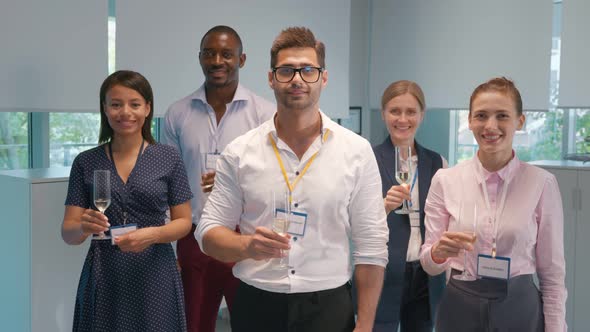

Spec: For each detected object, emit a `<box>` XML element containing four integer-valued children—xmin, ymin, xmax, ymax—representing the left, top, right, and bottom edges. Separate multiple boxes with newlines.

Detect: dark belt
<box><xmin>449</xmin><ymin>269</ymin><xmax>534</xmax><ymax>300</ymax></box>
<box><xmin>239</xmin><ymin>281</ymin><xmax>350</xmax><ymax>302</ymax></box>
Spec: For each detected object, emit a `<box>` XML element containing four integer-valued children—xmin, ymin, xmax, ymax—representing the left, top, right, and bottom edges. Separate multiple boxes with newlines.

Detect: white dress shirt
<box><xmin>406</xmin><ymin>155</ymin><xmax>421</xmax><ymax>262</ymax></box>
<box><xmin>196</xmin><ymin>111</ymin><xmax>389</xmax><ymax>293</ymax></box>
<box><xmin>162</xmin><ymin>83</ymin><xmax>275</xmax><ymax>225</ymax></box>
<box><xmin>406</xmin><ymin>155</ymin><xmax>448</xmax><ymax>262</ymax></box>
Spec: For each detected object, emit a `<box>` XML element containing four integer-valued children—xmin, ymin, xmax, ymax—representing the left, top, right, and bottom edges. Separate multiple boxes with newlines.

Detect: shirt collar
<box><xmin>473</xmin><ymin>150</ymin><xmax>520</xmax><ymax>184</ymax></box>
<box><xmin>265</xmin><ymin>110</ymin><xmax>335</xmax><ymax>143</ymax></box>
<box><xmin>191</xmin><ymin>83</ymin><xmax>249</xmax><ymax>105</ymax></box>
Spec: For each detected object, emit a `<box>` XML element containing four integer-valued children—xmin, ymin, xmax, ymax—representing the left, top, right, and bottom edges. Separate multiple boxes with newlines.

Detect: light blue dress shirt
<box><xmin>162</xmin><ymin>83</ymin><xmax>275</xmax><ymax>224</ymax></box>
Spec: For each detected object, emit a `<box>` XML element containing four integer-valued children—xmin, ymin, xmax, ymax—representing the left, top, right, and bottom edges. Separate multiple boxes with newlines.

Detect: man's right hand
<box><xmin>241</xmin><ymin>226</ymin><xmax>291</xmax><ymax>261</ymax></box>
<box><xmin>201</xmin><ymin>171</ymin><xmax>216</xmax><ymax>193</ymax></box>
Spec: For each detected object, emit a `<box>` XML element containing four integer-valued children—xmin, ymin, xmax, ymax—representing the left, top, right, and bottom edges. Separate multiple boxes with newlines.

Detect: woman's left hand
<box><xmin>114</xmin><ymin>227</ymin><xmax>159</xmax><ymax>253</ymax></box>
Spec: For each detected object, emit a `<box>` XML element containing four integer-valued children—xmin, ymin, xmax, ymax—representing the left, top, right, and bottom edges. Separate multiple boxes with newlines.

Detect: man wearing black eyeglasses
<box><xmin>162</xmin><ymin>25</ymin><xmax>275</xmax><ymax>332</ymax></box>
<box><xmin>196</xmin><ymin>26</ymin><xmax>388</xmax><ymax>332</ymax></box>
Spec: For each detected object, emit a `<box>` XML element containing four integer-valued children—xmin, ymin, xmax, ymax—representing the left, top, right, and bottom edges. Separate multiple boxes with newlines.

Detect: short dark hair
<box><xmin>200</xmin><ymin>25</ymin><xmax>243</xmax><ymax>54</ymax></box>
<box><xmin>270</xmin><ymin>27</ymin><xmax>325</xmax><ymax>69</ymax></box>
<box><xmin>469</xmin><ymin>77</ymin><xmax>523</xmax><ymax>116</ymax></box>
<box><xmin>98</xmin><ymin>70</ymin><xmax>155</xmax><ymax>144</ymax></box>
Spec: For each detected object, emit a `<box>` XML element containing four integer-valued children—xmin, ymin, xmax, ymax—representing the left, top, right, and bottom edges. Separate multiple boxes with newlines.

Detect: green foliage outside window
<box><xmin>575</xmin><ymin>110</ymin><xmax>590</xmax><ymax>154</ymax></box>
<box><xmin>0</xmin><ymin>112</ymin><xmax>28</xmax><ymax>170</ymax></box>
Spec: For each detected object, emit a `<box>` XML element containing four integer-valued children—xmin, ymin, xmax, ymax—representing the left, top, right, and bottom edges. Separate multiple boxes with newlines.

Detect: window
<box><xmin>49</xmin><ymin>113</ymin><xmax>100</xmax><ymax>167</ymax></box>
<box><xmin>0</xmin><ymin>112</ymin><xmax>29</xmax><ymax>170</ymax></box>
<box><xmin>49</xmin><ymin>114</ymin><xmax>161</xmax><ymax>167</ymax></box>
<box><xmin>451</xmin><ymin>0</ymin><xmax>574</xmax><ymax>165</ymax></box>
<box><xmin>574</xmin><ymin>109</ymin><xmax>590</xmax><ymax>153</ymax></box>
<box><xmin>454</xmin><ymin>110</ymin><xmax>564</xmax><ymax>164</ymax></box>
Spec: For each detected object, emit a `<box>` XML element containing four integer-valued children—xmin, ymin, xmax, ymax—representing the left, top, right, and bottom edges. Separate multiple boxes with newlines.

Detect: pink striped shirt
<box><xmin>420</xmin><ymin>153</ymin><xmax>567</xmax><ymax>331</ymax></box>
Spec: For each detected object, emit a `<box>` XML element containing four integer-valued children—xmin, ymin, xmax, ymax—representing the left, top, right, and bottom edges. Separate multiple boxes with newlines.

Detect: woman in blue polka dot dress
<box><xmin>61</xmin><ymin>70</ymin><xmax>193</xmax><ymax>331</ymax></box>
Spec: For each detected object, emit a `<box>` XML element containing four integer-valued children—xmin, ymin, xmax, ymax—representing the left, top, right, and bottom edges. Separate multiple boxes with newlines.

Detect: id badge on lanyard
<box><xmin>110</xmin><ymin>223</ymin><xmax>138</xmax><ymax>245</ymax></box>
<box><xmin>268</xmin><ymin>130</ymin><xmax>330</xmax><ymax>238</ymax></box>
<box><xmin>477</xmin><ymin>254</ymin><xmax>510</xmax><ymax>280</ymax></box>
<box><xmin>478</xmin><ymin>171</ymin><xmax>511</xmax><ymax>280</ymax></box>
<box><xmin>205</xmin><ymin>152</ymin><xmax>220</xmax><ymax>171</ymax></box>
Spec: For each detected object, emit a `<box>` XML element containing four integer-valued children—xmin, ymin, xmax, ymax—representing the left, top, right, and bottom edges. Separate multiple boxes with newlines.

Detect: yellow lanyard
<box><xmin>268</xmin><ymin>130</ymin><xmax>330</xmax><ymax>202</ymax></box>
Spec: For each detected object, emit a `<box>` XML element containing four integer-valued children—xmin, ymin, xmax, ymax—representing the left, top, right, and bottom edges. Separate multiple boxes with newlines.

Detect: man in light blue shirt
<box><xmin>162</xmin><ymin>25</ymin><xmax>275</xmax><ymax>332</ymax></box>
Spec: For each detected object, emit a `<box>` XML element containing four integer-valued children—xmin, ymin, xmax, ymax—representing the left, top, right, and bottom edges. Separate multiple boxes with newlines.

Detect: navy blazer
<box><xmin>373</xmin><ymin>138</ymin><xmax>446</xmax><ymax>324</ymax></box>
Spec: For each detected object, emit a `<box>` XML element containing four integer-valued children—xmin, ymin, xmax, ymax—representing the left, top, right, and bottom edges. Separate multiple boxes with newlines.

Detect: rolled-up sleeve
<box><xmin>535</xmin><ymin>174</ymin><xmax>567</xmax><ymax>332</ymax></box>
<box><xmin>195</xmin><ymin>147</ymin><xmax>243</xmax><ymax>252</ymax></box>
<box><xmin>350</xmin><ymin>143</ymin><xmax>389</xmax><ymax>267</ymax></box>
<box><xmin>420</xmin><ymin>171</ymin><xmax>451</xmax><ymax>276</ymax></box>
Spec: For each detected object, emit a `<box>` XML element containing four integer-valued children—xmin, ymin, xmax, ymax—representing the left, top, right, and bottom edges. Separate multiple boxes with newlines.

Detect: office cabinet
<box><xmin>531</xmin><ymin>161</ymin><xmax>590</xmax><ymax>331</ymax></box>
<box><xmin>0</xmin><ymin>168</ymin><xmax>88</xmax><ymax>332</ymax></box>
<box><xmin>574</xmin><ymin>169</ymin><xmax>590</xmax><ymax>331</ymax></box>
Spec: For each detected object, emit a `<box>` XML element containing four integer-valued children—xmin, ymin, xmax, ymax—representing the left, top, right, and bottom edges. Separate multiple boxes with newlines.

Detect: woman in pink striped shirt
<box><xmin>420</xmin><ymin>77</ymin><xmax>567</xmax><ymax>332</ymax></box>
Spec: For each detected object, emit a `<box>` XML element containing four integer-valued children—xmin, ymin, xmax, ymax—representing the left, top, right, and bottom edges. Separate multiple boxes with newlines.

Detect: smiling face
<box><xmin>469</xmin><ymin>91</ymin><xmax>525</xmax><ymax>163</ymax></box>
<box><xmin>382</xmin><ymin>93</ymin><xmax>424</xmax><ymax>146</ymax></box>
<box><xmin>199</xmin><ymin>32</ymin><xmax>245</xmax><ymax>89</ymax></box>
<box><xmin>268</xmin><ymin>47</ymin><xmax>327</xmax><ymax>112</ymax></box>
<box><xmin>103</xmin><ymin>85</ymin><xmax>151</xmax><ymax>139</ymax></box>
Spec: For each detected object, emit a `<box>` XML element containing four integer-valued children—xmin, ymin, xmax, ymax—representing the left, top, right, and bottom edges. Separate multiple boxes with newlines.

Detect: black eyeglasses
<box><xmin>272</xmin><ymin>66</ymin><xmax>323</xmax><ymax>83</ymax></box>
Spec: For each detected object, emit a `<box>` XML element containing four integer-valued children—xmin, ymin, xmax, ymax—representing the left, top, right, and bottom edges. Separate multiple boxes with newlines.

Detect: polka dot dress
<box><xmin>65</xmin><ymin>143</ymin><xmax>193</xmax><ymax>331</ymax></box>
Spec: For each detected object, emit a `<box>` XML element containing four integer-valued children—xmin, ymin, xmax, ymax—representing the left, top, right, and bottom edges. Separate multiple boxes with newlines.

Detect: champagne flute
<box><xmin>453</xmin><ymin>203</ymin><xmax>478</xmax><ymax>281</ymax></box>
<box><xmin>201</xmin><ymin>153</ymin><xmax>215</xmax><ymax>192</ymax></box>
<box><xmin>93</xmin><ymin>170</ymin><xmax>111</xmax><ymax>240</ymax></box>
<box><xmin>394</xmin><ymin>146</ymin><xmax>413</xmax><ymax>215</ymax></box>
<box><xmin>271</xmin><ymin>190</ymin><xmax>291</xmax><ymax>270</ymax></box>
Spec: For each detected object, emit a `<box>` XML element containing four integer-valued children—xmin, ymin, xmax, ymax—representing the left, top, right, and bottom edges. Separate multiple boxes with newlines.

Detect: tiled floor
<box><xmin>215</xmin><ymin>316</ymin><xmax>231</xmax><ymax>332</ymax></box>
<box><xmin>215</xmin><ymin>307</ymin><xmax>231</xmax><ymax>332</ymax></box>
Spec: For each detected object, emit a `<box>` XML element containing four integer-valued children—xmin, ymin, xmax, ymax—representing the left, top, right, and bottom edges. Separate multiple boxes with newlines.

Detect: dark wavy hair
<box><xmin>98</xmin><ymin>70</ymin><xmax>155</xmax><ymax>144</ymax></box>
<box><xmin>270</xmin><ymin>26</ymin><xmax>325</xmax><ymax>69</ymax></box>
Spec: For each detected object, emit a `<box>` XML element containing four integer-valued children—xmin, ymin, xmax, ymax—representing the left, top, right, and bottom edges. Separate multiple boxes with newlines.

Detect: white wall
<box><xmin>0</xmin><ymin>0</ymin><xmax>107</xmax><ymax>113</ymax></box>
<box><xmin>349</xmin><ymin>0</ymin><xmax>373</xmax><ymax>139</ymax></box>
<box><xmin>369</xmin><ymin>0</ymin><xmax>553</xmax><ymax>111</ymax></box>
<box><xmin>116</xmin><ymin>0</ymin><xmax>351</xmax><ymax>118</ymax></box>
<box><xmin>559</xmin><ymin>0</ymin><xmax>590</xmax><ymax>107</ymax></box>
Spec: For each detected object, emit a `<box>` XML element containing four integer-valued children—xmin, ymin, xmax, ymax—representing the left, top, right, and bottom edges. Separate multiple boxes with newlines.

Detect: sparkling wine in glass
<box><xmin>453</xmin><ymin>203</ymin><xmax>478</xmax><ymax>281</ymax></box>
<box><xmin>271</xmin><ymin>190</ymin><xmax>291</xmax><ymax>270</ymax></box>
<box><xmin>394</xmin><ymin>146</ymin><xmax>413</xmax><ymax>215</ymax></box>
<box><xmin>201</xmin><ymin>153</ymin><xmax>216</xmax><ymax>192</ymax></box>
<box><xmin>93</xmin><ymin>170</ymin><xmax>111</xmax><ymax>240</ymax></box>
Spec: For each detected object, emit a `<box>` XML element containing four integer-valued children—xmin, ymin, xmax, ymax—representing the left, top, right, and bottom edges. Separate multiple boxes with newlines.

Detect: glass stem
<box><xmin>463</xmin><ymin>249</ymin><xmax>468</xmax><ymax>275</ymax></box>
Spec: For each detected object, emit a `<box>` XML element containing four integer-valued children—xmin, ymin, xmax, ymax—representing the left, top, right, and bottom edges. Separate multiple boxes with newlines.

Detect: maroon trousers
<box><xmin>177</xmin><ymin>225</ymin><xmax>239</xmax><ymax>332</ymax></box>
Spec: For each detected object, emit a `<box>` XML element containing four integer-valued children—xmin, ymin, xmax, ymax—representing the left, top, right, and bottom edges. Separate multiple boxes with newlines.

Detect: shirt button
<box><xmin>293</xmin><ymin>237</ymin><xmax>298</xmax><ymax>241</ymax></box>
<box><xmin>294</xmin><ymin>203</ymin><xmax>299</xmax><ymax>208</ymax></box>
<box><xmin>291</xmin><ymin>270</ymin><xmax>296</xmax><ymax>275</ymax></box>
<box><xmin>295</xmin><ymin>171</ymin><xmax>300</xmax><ymax>176</ymax></box>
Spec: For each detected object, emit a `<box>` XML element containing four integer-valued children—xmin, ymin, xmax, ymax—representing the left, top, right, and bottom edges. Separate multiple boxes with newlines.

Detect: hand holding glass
<box><xmin>394</xmin><ymin>146</ymin><xmax>413</xmax><ymax>214</ymax></box>
<box><xmin>201</xmin><ymin>153</ymin><xmax>217</xmax><ymax>193</ymax></box>
<box><xmin>271</xmin><ymin>190</ymin><xmax>292</xmax><ymax>269</ymax></box>
<box><xmin>93</xmin><ymin>170</ymin><xmax>111</xmax><ymax>240</ymax></box>
<box><xmin>453</xmin><ymin>203</ymin><xmax>478</xmax><ymax>281</ymax></box>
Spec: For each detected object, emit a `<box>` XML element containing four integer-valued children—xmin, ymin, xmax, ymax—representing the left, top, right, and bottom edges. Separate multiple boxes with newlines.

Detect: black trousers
<box><xmin>231</xmin><ymin>281</ymin><xmax>355</xmax><ymax>332</ymax></box>
<box><xmin>436</xmin><ymin>270</ymin><xmax>544</xmax><ymax>332</ymax></box>
<box><xmin>374</xmin><ymin>261</ymin><xmax>432</xmax><ymax>332</ymax></box>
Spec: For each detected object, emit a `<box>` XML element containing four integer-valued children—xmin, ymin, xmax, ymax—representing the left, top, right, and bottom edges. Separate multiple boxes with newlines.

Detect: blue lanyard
<box><xmin>108</xmin><ymin>139</ymin><xmax>145</xmax><ymax>225</ymax></box>
<box><xmin>408</xmin><ymin>168</ymin><xmax>418</xmax><ymax>208</ymax></box>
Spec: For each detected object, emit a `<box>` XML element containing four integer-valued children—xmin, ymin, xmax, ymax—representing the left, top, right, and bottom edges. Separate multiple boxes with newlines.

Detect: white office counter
<box><xmin>530</xmin><ymin>160</ymin><xmax>590</xmax><ymax>331</ymax></box>
<box><xmin>0</xmin><ymin>167</ymin><xmax>89</xmax><ymax>332</ymax></box>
